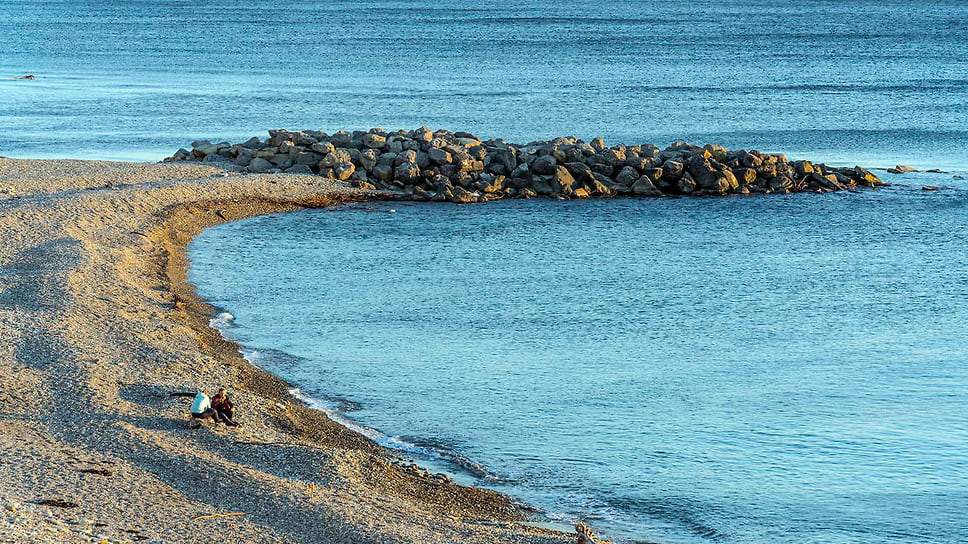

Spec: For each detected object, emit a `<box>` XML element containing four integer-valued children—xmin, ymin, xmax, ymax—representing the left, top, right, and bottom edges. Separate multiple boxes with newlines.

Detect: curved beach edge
<box><xmin>0</xmin><ymin>158</ymin><xmax>581</xmax><ymax>544</ymax></box>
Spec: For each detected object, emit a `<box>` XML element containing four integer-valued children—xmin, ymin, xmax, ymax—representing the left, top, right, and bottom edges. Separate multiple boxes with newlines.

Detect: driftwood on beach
<box><xmin>167</xmin><ymin>127</ymin><xmax>885</xmax><ymax>203</ymax></box>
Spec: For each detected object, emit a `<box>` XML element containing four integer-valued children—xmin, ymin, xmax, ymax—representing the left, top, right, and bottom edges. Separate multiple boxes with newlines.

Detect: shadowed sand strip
<box><xmin>0</xmin><ymin>158</ymin><xmax>576</xmax><ymax>544</ymax></box>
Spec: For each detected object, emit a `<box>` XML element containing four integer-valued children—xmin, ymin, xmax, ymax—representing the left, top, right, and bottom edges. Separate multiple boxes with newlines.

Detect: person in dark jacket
<box><xmin>211</xmin><ymin>388</ymin><xmax>239</xmax><ymax>426</ymax></box>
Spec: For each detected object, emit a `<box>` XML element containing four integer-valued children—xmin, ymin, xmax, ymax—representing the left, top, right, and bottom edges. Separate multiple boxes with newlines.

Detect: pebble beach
<box><xmin>0</xmin><ymin>157</ymin><xmax>577</xmax><ymax>544</ymax></box>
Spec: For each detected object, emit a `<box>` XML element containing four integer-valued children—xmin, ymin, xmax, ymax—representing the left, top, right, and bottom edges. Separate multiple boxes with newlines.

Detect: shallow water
<box><xmin>189</xmin><ymin>173</ymin><xmax>968</xmax><ymax>544</ymax></box>
<box><xmin>2</xmin><ymin>0</ymin><xmax>968</xmax><ymax>168</ymax></box>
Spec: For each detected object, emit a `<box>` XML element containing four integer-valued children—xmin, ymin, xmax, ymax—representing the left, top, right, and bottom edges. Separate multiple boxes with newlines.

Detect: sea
<box><xmin>5</xmin><ymin>0</ymin><xmax>968</xmax><ymax>542</ymax></box>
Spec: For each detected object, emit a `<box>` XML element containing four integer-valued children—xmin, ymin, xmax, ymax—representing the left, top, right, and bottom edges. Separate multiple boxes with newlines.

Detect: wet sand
<box><xmin>0</xmin><ymin>158</ymin><xmax>577</xmax><ymax>544</ymax></box>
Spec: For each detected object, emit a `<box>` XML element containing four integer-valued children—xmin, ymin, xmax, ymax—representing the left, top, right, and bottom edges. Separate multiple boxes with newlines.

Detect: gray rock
<box><xmin>631</xmin><ymin>175</ymin><xmax>662</xmax><ymax>196</ymax></box>
<box><xmin>373</xmin><ymin>163</ymin><xmax>393</xmax><ymax>182</ymax></box>
<box><xmin>394</xmin><ymin>162</ymin><xmax>420</xmax><ymax>184</ymax></box>
<box><xmin>233</xmin><ymin>149</ymin><xmax>253</xmax><ymax>166</ymax></box>
<box><xmin>429</xmin><ymin>148</ymin><xmax>452</xmax><ymax>165</ymax></box>
<box><xmin>312</xmin><ymin>142</ymin><xmax>335</xmax><ymax>155</ymax></box>
<box><xmin>247</xmin><ymin>158</ymin><xmax>272</xmax><ymax>173</ymax></box>
<box><xmin>321</xmin><ymin>150</ymin><xmax>352</xmax><ymax>168</ymax></box>
<box><xmin>331</xmin><ymin>131</ymin><xmax>352</xmax><ymax>147</ymax></box>
<box><xmin>296</xmin><ymin>151</ymin><xmax>322</xmax><ymax>165</ymax></box>
<box><xmin>287</xmin><ymin>164</ymin><xmax>314</xmax><ymax>174</ymax></box>
<box><xmin>600</xmin><ymin>148</ymin><xmax>627</xmax><ymax>167</ymax></box>
<box><xmin>359</xmin><ymin>149</ymin><xmax>378</xmax><ymax>171</ymax></box>
<box><xmin>794</xmin><ymin>160</ymin><xmax>816</xmax><ymax>177</ymax></box>
<box><xmin>554</xmin><ymin>166</ymin><xmax>577</xmax><ymax>192</ymax></box>
<box><xmin>531</xmin><ymin>155</ymin><xmax>558</xmax><ymax>175</ymax></box>
<box><xmin>363</xmin><ymin>133</ymin><xmax>387</xmax><ymax>149</ymax></box>
<box><xmin>677</xmin><ymin>172</ymin><xmax>697</xmax><ymax>194</ymax></box>
<box><xmin>450</xmin><ymin>186</ymin><xmax>479</xmax><ymax>203</ymax></box>
<box><xmin>334</xmin><ymin>163</ymin><xmax>355</xmax><ymax>180</ymax></box>
<box><xmin>563</xmin><ymin>162</ymin><xmax>594</xmax><ymax>183</ymax></box>
<box><xmin>642</xmin><ymin>167</ymin><xmax>663</xmax><ymax>182</ymax></box>
<box><xmin>413</xmin><ymin>126</ymin><xmax>434</xmax><ymax>142</ymax></box>
<box><xmin>769</xmin><ymin>175</ymin><xmax>793</xmax><ymax>192</ymax></box>
<box><xmin>615</xmin><ymin>165</ymin><xmax>639</xmax><ymax>186</ymax></box>
<box><xmin>456</xmin><ymin>158</ymin><xmax>484</xmax><ymax>173</ymax></box>
<box><xmin>270</xmin><ymin>154</ymin><xmax>293</xmax><ymax>168</ymax></box>
<box><xmin>703</xmin><ymin>144</ymin><xmax>728</xmax><ymax>162</ymax></box>
<box><xmin>394</xmin><ymin>149</ymin><xmax>418</xmax><ymax>166</ymax></box>
<box><xmin>510</xmin><ymin>163</ymin><xmax>530</xmax><ymax>180</ymax></box>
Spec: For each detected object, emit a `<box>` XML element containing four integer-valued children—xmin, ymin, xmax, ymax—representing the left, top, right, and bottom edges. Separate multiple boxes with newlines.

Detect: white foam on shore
<box><xmin>209</xmin><ymin>311</ymin><xmax>235</xmax><ymax>330</ymax></box>
<box><xmin>287</xmin><ymin>386</ymin><xmax>431</xmax><ymax>456</ymax></box>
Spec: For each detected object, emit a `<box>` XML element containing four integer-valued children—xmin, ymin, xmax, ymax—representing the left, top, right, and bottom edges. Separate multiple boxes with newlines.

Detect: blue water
<box><xmin>2</xmin><ymin>0</ymin><xmax>968</xmax><ymax>168</ymax></box>
<box><xmin>189</xmin><ymin>173</ymin><xmax>968</xmax><ymax>544</ymax></box>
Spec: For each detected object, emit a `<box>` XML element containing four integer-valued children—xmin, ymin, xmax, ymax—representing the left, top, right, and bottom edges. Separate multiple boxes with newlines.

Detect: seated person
<box><xmin>211</xmin><ymin>388</ymin><xmax>239</xmax><ymax>426</ymax></box>
<box><xmin>190</xmin><ymin>390</ymin><xmax>219</xmax><ymax>424</ymax></box>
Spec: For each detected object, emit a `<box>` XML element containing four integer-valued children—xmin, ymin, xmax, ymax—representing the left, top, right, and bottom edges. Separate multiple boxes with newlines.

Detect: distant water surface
<box><xmin>2</xmin><ymin>0</ymin><xmax>967</xmax><ymax>168</ymax></box>
<box><xmin>190</xmin><ymin>173</ymin><xmax>968</xmax><ymax>544</ymax></box>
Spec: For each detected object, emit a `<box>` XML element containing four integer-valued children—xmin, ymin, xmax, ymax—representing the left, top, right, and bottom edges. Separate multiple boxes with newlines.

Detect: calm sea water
<box><xmin>189</xmin><ymin>174</ymin><xmax>968</xmax><ymax>544</ymax></box>
<box><xmin>1</xmin><ymin>0</ymin><xmax>967</xmax><ymax>168</ymax></box>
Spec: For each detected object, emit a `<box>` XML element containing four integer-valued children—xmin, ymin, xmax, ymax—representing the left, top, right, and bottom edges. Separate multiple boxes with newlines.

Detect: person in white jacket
<box><xmin>190</xmin><ymin>391</ymin><xmax>219</xmax><ymax>424</ymax></box>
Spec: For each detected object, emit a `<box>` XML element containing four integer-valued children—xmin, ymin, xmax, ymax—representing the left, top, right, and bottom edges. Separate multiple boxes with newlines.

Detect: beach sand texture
<box><xmin>0</xmin><ymin>158</ymin><xmax>574</xmax><ymax>544</ymax></box>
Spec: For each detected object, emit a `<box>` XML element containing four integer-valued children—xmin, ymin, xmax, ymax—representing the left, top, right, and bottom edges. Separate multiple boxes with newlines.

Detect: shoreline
<box><xmin>0</xmin><ymin>157</ymin><xmax>579</xmax><ymax>544</ymax></box>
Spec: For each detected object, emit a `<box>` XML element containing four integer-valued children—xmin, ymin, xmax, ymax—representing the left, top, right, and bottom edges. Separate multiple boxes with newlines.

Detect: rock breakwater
<box><xmin>167</xmin><ymin>128</ymin><xmax>885</xmax><ymax>203</ymax></box>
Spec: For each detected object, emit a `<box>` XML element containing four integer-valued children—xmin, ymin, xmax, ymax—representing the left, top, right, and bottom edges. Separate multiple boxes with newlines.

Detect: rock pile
<box><xmin>167</xmin><ymin>128</ymin><xmax>884</xmax><ymax>202</ymax></box>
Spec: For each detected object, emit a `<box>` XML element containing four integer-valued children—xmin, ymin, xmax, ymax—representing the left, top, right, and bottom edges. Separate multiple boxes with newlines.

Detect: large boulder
<box><xmin>532</xmin><ymin>155</ymin><xmax>558</xmax><ymax>175</ymax></box>
<box><xmin>394</xmin><ymin>162</ymin><xmax>420</xmax><ymax>184</ymax></box>
<box><xmin>359</xmin><ymin>149</ymin><xmax>378</xmax><ymax>171</ymax></box>
<box><xmin>642</xmin><ymin>167</ymin><xmax>663</xmax><ymax>182</ymax></box>
<box><xmin>769</xmin><ymin>175</ymin><xmax>793</xmax><ymax>192</ymax></box>
<box><xmin>735</xmin><ymin>150</ymin><xmax>763</xmax><ymax>168</ymax></box>
<box><xmin>563</xmin><ymin>162</ymin><xmax>594</xmax><ymax>183</ymax></box>
<box><xmin>554</xmin><ymin>166</ymin><xmax>577</xmax><ymax>192</ymax></box>
<box><xmin>600</xmin><ymin>148</ymin><xmax>626</xmax><ymax>167</ymax></box>
<box><xmin>530</xmin><ymin>175</ymin><xmax>556</xmax><ymax>195</ymax></box>
<box><xmin>631</xmin><ymin>175</ymin><xmax>662</xmax><ymax>196</ymax></box>
<box><xmin>852</xmin><ymin>166</ymin><xmax>884</xmax><ymax>186</ymax></box>
<box><xmin>661</xmin><ymin>160</ymin><xmax>684</xmax><ymax>181</ymax></box>
<box><xmin>429</xmin><ymin>147</ymin><xmax>452</xmax><ymax>165</ymax></box>
<box><xmin>450</xmin><ymin>187</ymin><xmax>479</xmax><ymax>204</ymax></box>
<box><xmin>794</xmin><ymin>160</ymin><xmax>816</xmax><ymax>177</ymax></box>
<box><xmin>247</xmin><ymin>157</ymin><xmax>272</xmax><ymax>173</ymax></box>
<box><xmin>311</xmin><ymin>142</ymin><xmax>335</xmax><ymax>155</ymax></box>
<box><xmin>703</xmin><ymin>144</ymin><xmax>728</xmax><ymax>162</ymax></box>
<box><xmin>373</xmin><ymin>163</ymin><xmax>393</xmax><ymax>182</ymax></box>
<box><xmin>733</xmin><ymin>167</ymin><xmax>757</xmax><ymax>186</ymax></box>
<box><xmin>614</xmin><ymin>166</ymin><xmax>640</xmax><ymax>186</ymax></box>
<box><xmin>363</xmin><ymin>133</ymin><xmax>387</xmax><ymax>149</ymax></box>
<box><xmin>394</xmin><ymin>149</ymin><xmax>418</xmax><ymax>166</ymax></box>
<box><xmin>321</xmin><ymin>150</ymin><xmax>352</xmax><ymax>168</ymax></box>
<box><xmin>510</xmin><ymin>163</ymin><xmax>530</xmax><ymax>180</ymax></box>
<box><xmin>487</xmin><ymin>147</ymin><xmax>516</xmax><ymax>175</ymax></box>
<box><xmin>331</xmin><ymin>131</ymin><xmax>353</xmax><ymax>147</ymax></box>
<box><xmin>687</xmin><ymin>156</ymin><xmax>737</xmax><ymax>193</ymax></box>
<box><xmin>456</xmin><ymin>158</ymin><xmax>485</xmax><ymax>173</ymax></box>
<box><xmin>677</xmin><ymin>172</ymin><xmax>697</xmax><ymax>194</ymax></box>
<box><xmin>333</xmin><ymin>163</ymin><xmax>355</xmax><ymax>181</ymax></box>
<box><xmin>296</xmin><ymin>151</ymin><xmax>322</xmax><ymax>166</ymax></box>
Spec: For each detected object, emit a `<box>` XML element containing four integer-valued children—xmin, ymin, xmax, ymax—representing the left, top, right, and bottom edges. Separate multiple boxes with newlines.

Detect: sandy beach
<box><xmin>0</xmin><ymin>158</ymin><xmax>577</xmax><ymax>544</ymax></box>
